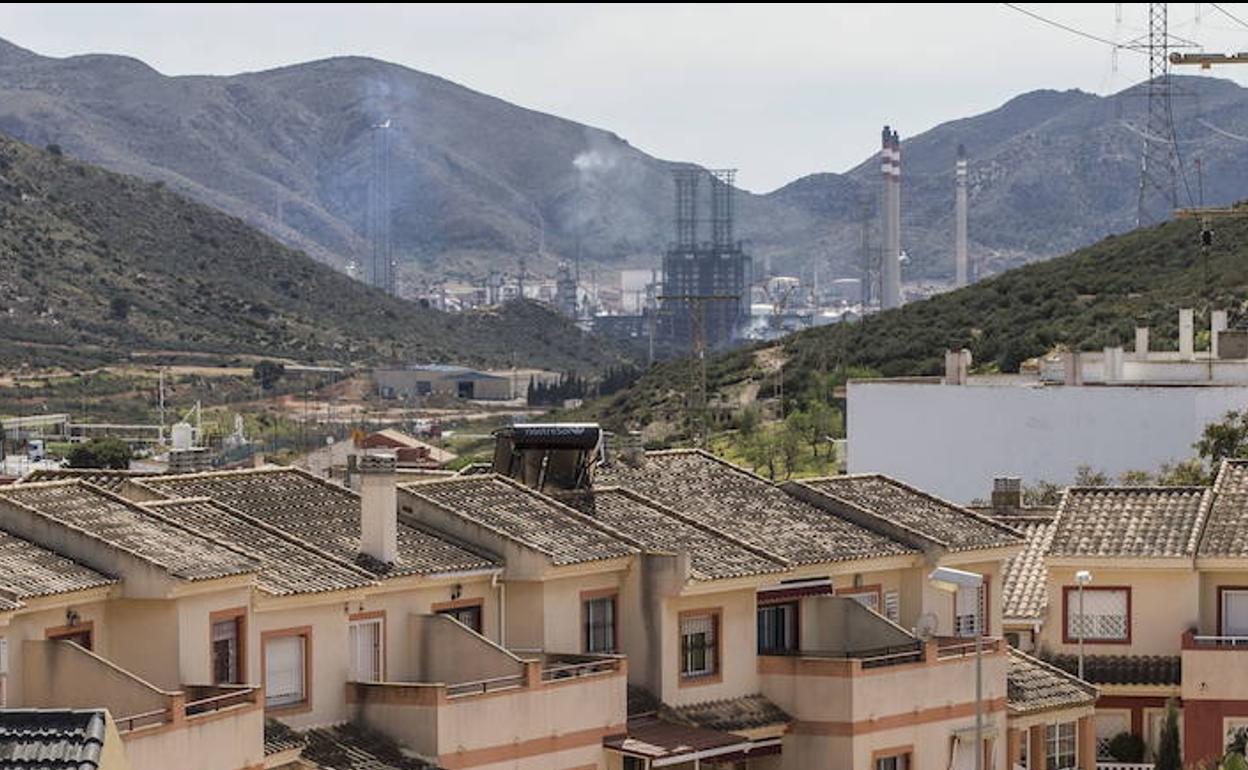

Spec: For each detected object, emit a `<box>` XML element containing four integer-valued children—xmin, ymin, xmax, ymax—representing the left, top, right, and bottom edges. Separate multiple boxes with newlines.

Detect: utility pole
<box><xmin>658</xmin><ymin>293</ymin><xmax>739</xmax><ymax>448</ymax></box>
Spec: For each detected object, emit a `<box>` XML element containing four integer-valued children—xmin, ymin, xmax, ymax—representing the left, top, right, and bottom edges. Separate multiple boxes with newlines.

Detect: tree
<box><xmin>1073</xmin><ymin>465</ymin><xmax>1110</xmax><ymax>487</ymax></box>
<box><xmin>737</xmin><ymin>406</ymin><xmax>760</xmax><ymax>439</ymax></box>
<box><xmin>108</xmin><ymin>295</ymin><xmax>130</xmax><ymax>321</ymax></box>
<box><xmin>66</xmin><ymin>438</ymin><xmax>132</xmax><ymax>469</ymax></box>
<box><xmin>1196</xmin><ymin>410</ymin><xmax>1248</xmax><ymax>467</ymax></box>
<box><xmin>779</xmin><ymin>421</ymin><xmax>803</xmax><ymax>479</ymax></box>
<box><xmin>45</xmin><ymin>143</ymin><xmax>63</xmax><ymax>157</ymax></box>
<box><xmin>1155</xmin><ymin>698</ymin><xmax>1182</xmax><ymax>770</ymax></box>
<box><xmin>252</xmin><ymin>360</ymin><xmax>286</xmax><ymax>391</ymax></box>
<box><xmin>1107</xmin><ymin>732</ymin><xmax>1146</xmax><ymax>763</ymax></box>
<box><xmin>742</xmin><ymin>428</ymin><xmax>781</xmax><ymax>481</ymax></box>
<box><xmin>1157</xmin><ymin>458</ymin><xmax>1209</xmax><ymax>487</ymax></box>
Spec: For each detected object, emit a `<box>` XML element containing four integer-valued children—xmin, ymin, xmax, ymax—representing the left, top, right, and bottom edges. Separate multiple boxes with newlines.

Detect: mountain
<box><xmin>583</xmin><ymin>211</ymin><xmax>1248</xmax><ymax>441</ymax></box>
<box><xmin>5</xmin><ymin>37</ymin><xmax>1248</xmax><ymax>284</ymax></box>
<box><xmin>0</xmin><ymin>131</ymin><xmax>621</xmax><ymax>372</ymax></box>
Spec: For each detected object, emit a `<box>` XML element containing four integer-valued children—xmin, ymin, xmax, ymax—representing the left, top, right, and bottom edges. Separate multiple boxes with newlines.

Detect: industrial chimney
<box><xmin>358</xmin><ymin>453</ymin><xmax>398</xmax><ymax>565</ymax></box>
<box><xmin>881</xmin><ymin>127</ymin><xmax>902</xmax><ymax>309</ymax></box>
<box><xmin>954</xmin><ymin>144</ymin><xmax>968</xmax><ymax>287</ymax></box>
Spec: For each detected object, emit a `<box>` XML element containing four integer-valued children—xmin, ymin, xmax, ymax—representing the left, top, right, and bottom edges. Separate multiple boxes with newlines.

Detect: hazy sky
<box><xmin>4</xmin><ymin>3</ymin><xmax>1248</xmax><ymax>191</ymax></box>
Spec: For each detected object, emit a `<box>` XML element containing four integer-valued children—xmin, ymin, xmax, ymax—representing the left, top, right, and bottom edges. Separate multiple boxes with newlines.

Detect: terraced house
<box><xmin>988</xmin><ymin>459</ymin><xmax>1248</xmax><ymax>766</ymax></box>
<box><xmin>0</xmin><ymin>425</ymin><xmax>1100</xmax><ymax>770</ymax></box>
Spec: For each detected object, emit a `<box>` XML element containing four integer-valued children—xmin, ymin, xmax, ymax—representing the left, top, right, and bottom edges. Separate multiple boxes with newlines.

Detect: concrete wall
<box><xmin>122</xmin><ymin>701</ymin><xmax>264</xmax><ymax>770</ymax></box>
<box><xmin>848</xmin><ymin>380</ymin><xmax>1248</xmax><ymax>502</ymax></box>
<box><xmin>410</xmin><ymin>614</ymin><xmax>523</xmax><ymax>685</ymax></box>
<box><xmin>21</xmin><ymin>640</ymin><xmax>173</xmax><ymax>718</ymax></box>
<box><xmin>251</xmin><ymin>601</ymin><xmax>348</xmax><ymax>729</ymax></box>
<box><xmin>106</xmin><ymin>600</ymin><xmax>180</xmax><ymax>690</ymax></box>
<box><xmin>4</xmin><ymin>600</ymin><xmax>110</xmax><ymax>706</ymax></box>
<box><xmin>176</xmin><ymin>587</ymin><xmax>252</xmax><ymax>687</ymax></box>
<box><xmin>660</xmin><ymin>587</ymin><xmax>759</xmax><ymax>707</ymax></box>
<box><xmin>1039</xmin><ymin>566</ymin><xmax>1197</xmax><ymax>656</ymax></box>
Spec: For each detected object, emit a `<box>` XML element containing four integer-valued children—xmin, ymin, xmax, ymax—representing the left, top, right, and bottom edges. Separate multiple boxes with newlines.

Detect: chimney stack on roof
<box><xmin>358</xmin><ymin>453</ymin><xmax>398</xmax><ymax>565</ymax></box>
<box><xmin>991</xmin><ymin>476</ymin><xmax>1023</xmax><ymax>513</ymax></box>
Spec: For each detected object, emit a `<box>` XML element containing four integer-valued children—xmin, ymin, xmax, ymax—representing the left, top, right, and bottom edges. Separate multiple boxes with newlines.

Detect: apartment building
<box><xmin>987</xmin><ymin>460</ymin><xmax>1248</xmax><ymax>766</ymax></box>
<box><xmin>0</xmin><ymin>429</ymin><xmax>1103</xmax><ymax>770</ymax></box>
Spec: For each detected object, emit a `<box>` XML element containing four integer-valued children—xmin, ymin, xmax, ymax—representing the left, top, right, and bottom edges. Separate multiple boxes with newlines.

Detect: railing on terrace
<box><xmin>540</xmin><ymin>657</ymin><xmax>621</xmax><ymax>682</ymax></box>
<box><xmin>445</xmin><ymin>673</ymin><xmax>526</xmax><ymax>698</ymax></box>
<box><xmin>935</xmin><ymin>637</ymin><xmax>1001</xmax><ymax>659</ymax></box>
<box><xmin>183</xmin><ymin>685</ymin><xmax>260</xmax><ymax>716</ymax></box>
<box><xmin>1096</xmin><ymin>762</ymin><xmax>1155</xmax><ymax>770</ymax></box>
<box><xmin>1188</xmin><ymin>634</ymin><xmax>1248</xmax><ymax>648</ymax></box>
<box><xmin>114</xmin><ymin>707</ymin><xmax>172</xmax><ymax>734</ymax></box>
<box><xmin>760</xmin><ymin>642</ymin><xmax>925</xmax><ymax>669</ymax></box>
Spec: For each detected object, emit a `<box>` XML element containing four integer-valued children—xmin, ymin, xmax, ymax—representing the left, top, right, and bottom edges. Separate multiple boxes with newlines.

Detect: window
<box><xmin>46</xmin><ymin>622</ymin><xmax>93</xmax><ymax>651</ymax></box>
<box><xmin>757</xmin><ymin>602</ymin><xmax>798</xmax><ymax>654</ymax></box>
<box><xmin>622</xmin><ymin>757</ymin><xmax>647</xmax><ymax>770</ymax></box>
<box><xmin>875</xmin><ymin>753</ymin><xmax>909</xmax><ymax>770</ymax></box>
<box><xmin>584</xmin><ymin>595</ymin><xmax>616</xmax><ymax>654</ymax></box>
<box><xmin>264</xmin><ymin>632</ymin><xmax>308</xmax><ymax>709</ymax></box>
<box><xmin>884</xmin><ymin>590</ymin><xmax>901</xmax><ymax>624</ymax></box>
<box><xmin>1065</xmin><ymin>587</ymin><xmax>1129</xmax><ymax>642</ymax></box>
<box><xmin>955</xmin><ymin>583</ymin><xmax>985</xmax><ymax>638</ymax></box>
<box><xmin>436</xmin><ymin>602</ymin><xmax>483</xmax><ymax>634</ymax></box>
<box><xmin>1096</xmin><ymin>713</ymin><xmax>1130</xmax><ymax>760</ymax></box>
<box><xmin>211</xmin><ymin>612</ymin><xmax>243</xmax><ymax>684</ymax></box>
<box><xmin>1221</xmin><ymin>588</ymin><xmax>1248</xmax><ymax>636</ymax></box>
<box><xmin>680</xmin><ymin>611</ymin><xmax>718</xmax><ymax>680</ymax></box>
<box><xmin>349</xmin><ymin>615</ymin><xmax>384</xmax><ymax>682</ymax></box>
<box><xmin>1046</xmin><ymin>722</ymin><xmax>1077</xmax><ymax>770</ymax></box>
<box><xmin>838</xmin><ymin>587</ymin><xmax>881</xmax><ymax>613</ymax></box>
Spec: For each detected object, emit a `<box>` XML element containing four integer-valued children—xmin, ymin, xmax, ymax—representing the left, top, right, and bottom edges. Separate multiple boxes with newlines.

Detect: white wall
<box><xmin>848</xmin><ymin>381</ymin><xmax>1248</xmax><ymax>503</ymax></box>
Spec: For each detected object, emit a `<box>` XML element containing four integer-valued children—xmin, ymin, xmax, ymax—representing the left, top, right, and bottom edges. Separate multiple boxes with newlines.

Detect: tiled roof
<box><xmin>0</xmin><ymin>482</ymin><xmax>257</xmax><ymax>582</ymax></box>
<box><xmin>604</xmin><ymin>716</ymin><xmax>745</xmax><ymax>760</ymax></box>
<box><xmin>1201</xmin><ymin>460</ymin><xmax>1248</xmax><ymax>558</ymax></box>
<box><xmin>140</xmin><ymin>468</ymin><xmax>495</xmax><ymax>577</ymax></box>
<box><xmin>797</xmin><ymin>475</ymin><xmax>1024</xmax><ymax>552</ymax></box>
<box><xmin>19</xmin><ymin>468</ymin><xmax>157</xmax><ymax>491</ymax></box>
<box><xmin>264</xmin><ymin>719</ymin><xmax>305</xmax><ymax>756</ymax></box>
<box><xmin>1048</xmin><ymin>487</ymin><xmax>1210</xmax><ymax>559</ymax></box>
<box><xmin>1041</xmin><ymin>653</ymin><xmax>1181</xmax><ymax>687</ymax></box>
<box><xmin>400</xmin><ymin>475</ymin><xmax>635</xmax><ymax>567</ymax></box>
<box><xmin>0</xmin><ymin>528</ymin><xmax>115</xmax><ymax>604</ymax></box>
<box><xmin>0</xmin><ymin>709</ymin><xmax>107</xmax><ymax>769</ymax></box>
<box><xmin>596</xmin><ymin>451</ymin><xmax>915</xmax><ymax>566</ymax></box>
<box><xmin>1007</xmin><ymin>649</ymin><xmax>1097</xmax><ymax>715</ymax></box>
<box><xmin>141</xmin><ymin>498</ymin><xmax>375</xmax><ymax>596</ymax></box>
<box><xmin>994</xmin><ymin>515</ymin><xmax>1057</xmax><ymax>622</ymax></box>
<box><xmin>300</xmin><ymin>722</ymin><xmax>439</xmax><ymax>769</ymax></box>
<box><xmin>563</xmin><ymin>488</ymin><xmax>786</xmax><ymax>580</ymax></box>
<box><xmin>663</xmin><ymin>694</ymin><xmax>791</xmax><ymax>732</ymax></box>
<box><xmin>627</xmin><ymin>685</ymin><xmax>663</xmax><ymax>717</ymax></box>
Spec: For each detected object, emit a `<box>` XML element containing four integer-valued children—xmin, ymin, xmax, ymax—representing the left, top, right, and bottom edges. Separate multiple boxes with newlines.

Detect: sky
<box><xmin>4</xmin><ymin>3</ymin><xmax>1248</xmax><ymax>192</ymax></box>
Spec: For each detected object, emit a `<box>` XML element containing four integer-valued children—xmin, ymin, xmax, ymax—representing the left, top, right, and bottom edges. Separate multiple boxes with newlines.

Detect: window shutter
<box><xmin>265</xmin><ymin>636</ymin><xmax>305</xmax><ymax>706</ymax></box>
<box><xmin>884</xmin><ymin>591</ymin><xmax>900</xmax><ymax>624</ymax></box>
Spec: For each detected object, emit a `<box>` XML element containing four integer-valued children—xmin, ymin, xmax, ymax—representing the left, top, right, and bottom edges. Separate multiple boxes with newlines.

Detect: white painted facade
<box><xmin>848</xmin><ymin>378</ymin><xmax>1248</xmax><ymax>503</ymax></box>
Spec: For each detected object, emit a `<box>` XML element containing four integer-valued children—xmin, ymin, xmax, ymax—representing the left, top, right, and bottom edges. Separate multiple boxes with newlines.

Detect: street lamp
<box><xmin>930</xmin><ymin>567</ymin><xmax>985</xmax><ymax>770</ymax></box>
<box><xmin>1075</xmin><ymin>570</ymin><xmax>1093</xmax><ymax>680</ymax></box>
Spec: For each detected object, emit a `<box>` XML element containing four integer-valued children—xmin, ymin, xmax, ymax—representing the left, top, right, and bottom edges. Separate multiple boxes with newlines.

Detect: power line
<box><xmin>1001</xmin><ymin>3</ymin><xmax>1146</xmax><ymax>53</ymax></box>
<box><xmin>1210</xmin><ymin>2</ymin><xmax>1248</xmax><ymax>30</ymax></box>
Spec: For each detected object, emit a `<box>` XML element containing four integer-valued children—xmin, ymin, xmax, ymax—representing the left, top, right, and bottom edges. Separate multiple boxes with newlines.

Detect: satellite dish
<box><xmin>914</xmin><ymin>613</ymin><xmax>939</xmax><ymax>640</ymax></box>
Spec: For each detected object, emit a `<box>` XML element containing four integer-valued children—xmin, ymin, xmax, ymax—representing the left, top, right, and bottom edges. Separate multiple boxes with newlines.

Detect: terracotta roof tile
<box><xmin>1007</xmin><ymin>649</ymin><xmax>1097</xmax><ymax>714</ymax></box>
<box><xmin>299</xmin><ymin>722</ymin><xmax>438</xmax><ymax>769</ymax></box>
<box><xmin>561</xmin><ymin>487</ymin><xmax>786</xmax><ymax>580</ymax></box>
<box><xmin>1201</xmin><ymin>460</ymin><xmax>1248</xmax><ymax>558</ymax></box>
<box><xmin>799</xmin><ymin>475</ymin><xmax>1024</xmax><ymax>552</ymax></box>
<box><xmin>596</xmin><ymin>451</ymin><xmax>915</xmax><ymax>565</ymax></box>
<box><xmin>1041</xmin><ymin>653</ymin><xmax>1181</xmax><ymax>687</ymax></box>
<box><xmin>993</xmin><ymin>515</ymin><xmax>1057</xmax><ymax>622</ymax></box>
<box><xmin>0</xmin><ymin>482</ymin><xmax>256</xmax><ymax>582</ymax></box>
<box><xmin>663</xmin><ymin>694</ymin><xmax>791</xmax><ymax>732</ymax></box>
<box><xmin>140</xmin><ymin>498</ymin><xmax>374</xmax><ymax>596</ymax></box>
<box><xmin>0</xmin><ymin>709</ymin><xmax>107</xmax><ymax>769</ymax></box>
<box><xmin>400</xmin><ymin>475</ymin><xmax>634</xmax><ymax>567</ymax></box>
<box><xmin>1049</xmin><ymin>487</ymin><xmax>1210</xmax><ymax>559</ymax></box>
<box><xmin>141</xmin><ymin>468</ymin><xmax>495</xmax><ymax>577</ymax></box>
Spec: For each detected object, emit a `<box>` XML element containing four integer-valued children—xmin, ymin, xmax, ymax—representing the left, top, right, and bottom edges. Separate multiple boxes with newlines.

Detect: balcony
<box><xmin>20</xmin><ymin>640</ymin><xmax>264</xmax><ymax>770</ymax></box>
<box><xmin>1181</xmin><ymin>629</ymin><xmax>1248</xmax><ymax>701</ymax></box>
<box><xmin>346</xmin><ymin>614</ymin><xmax>627</xmax><ymax>769</ymax></box>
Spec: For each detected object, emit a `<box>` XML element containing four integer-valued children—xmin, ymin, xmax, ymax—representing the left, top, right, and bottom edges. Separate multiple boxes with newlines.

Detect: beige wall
<box><xmin>99</xmin><ymin>713</ymin><xmax>133</xmax><ymax>770</ymax></box>
<box><xmin>21</xmin><ymin>640</ymin><xmax>172</xmax><ymax>718</ymax></box>
<box><xmin>763</xmin><ymin>645</ymin><xmax>1009</xmax><ymax>770</ymax></box>
<box><xmin>661</xmin><ymin>587</ymin><xmax>758</xmax><ymax>707</ymax></box>
<box><xmin>1039</xmin><ymin>565</ymin><xmax>1197</xmax><ymax>656</ymax></box>
<box><xmin>354</xmin><ymin>576</ymin><xmax>497</xmax><ymax>681</ymax></box>
<box><xmin>106</xmin><ymin>600</ymin><xmax>180</xmax><ymax>690</ymax></box>
<box><xmin>176</xmin><ymin>587</ymin><xmax>252</xmax><ymax>687</ymax></box>
<box><xmin>122</xmin><ymin>703</ymin><xmax>264</xmax><ymax>770</ymax></box>
<box><xmin>4</xmin><ymin>599</ymin><xmax>110</xmax><ymax>706</ymax></box>
<box><xmin>409</xmin><ymin>614</ymin><xmax>523</xmax><ymax>685</ymax></box>
<box><xmin>1197</xmin><ymin>569</ymin><xmax>1248</xmax><ymax>635</ymax></box>
<box><xmin>252</xmin><ymin>601</ymin><xmax>349</xmax><ymax>729</ymax></box>
<box><xmin>504</xmin><ymin>571</ymin><xmax>624</xmax><ymax>654</ymax></box>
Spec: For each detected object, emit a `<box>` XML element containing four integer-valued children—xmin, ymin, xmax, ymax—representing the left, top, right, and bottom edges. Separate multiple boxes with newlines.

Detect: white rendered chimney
<box><xmin>1135</xmin><ymin>326</ymin><xmax>1150</xmax><ymax>357</ymax></box>
<box><xmin>1179</xmin><ymin>308</ymin><xmax>1195</xmax><ymax>358</ymax></box>
<box><xmin>1213</xmin><ymin>310</ymin><xmax>1229</xmax><ymax>359</ymax></box>
<box><xmin>358</xmin><ymin>453</ymin><xmax>398</xmax><ymax>564</ymax></box>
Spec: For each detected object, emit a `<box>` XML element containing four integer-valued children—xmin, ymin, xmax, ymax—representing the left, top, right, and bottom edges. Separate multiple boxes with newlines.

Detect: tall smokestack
<box><xmin>955</xmin><ymin>144</ymin><xmax>969</xmax><ymax>287</ymax></box>
<box><xmin>881</xmin><ymin>128</ymin><xmax>902</xmax><ymax>309</ymax></box>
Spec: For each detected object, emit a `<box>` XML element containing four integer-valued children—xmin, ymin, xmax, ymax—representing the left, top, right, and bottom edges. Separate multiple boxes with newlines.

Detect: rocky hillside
<box><xmin>0</xmin><ymin>132</ymin><xmax>621</xmax><ymax>371</ymax></box>
<box><xmin>5</xmin><ymin>37</ymin><xmax>1248</xmax><ymax>282</ymax></box>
